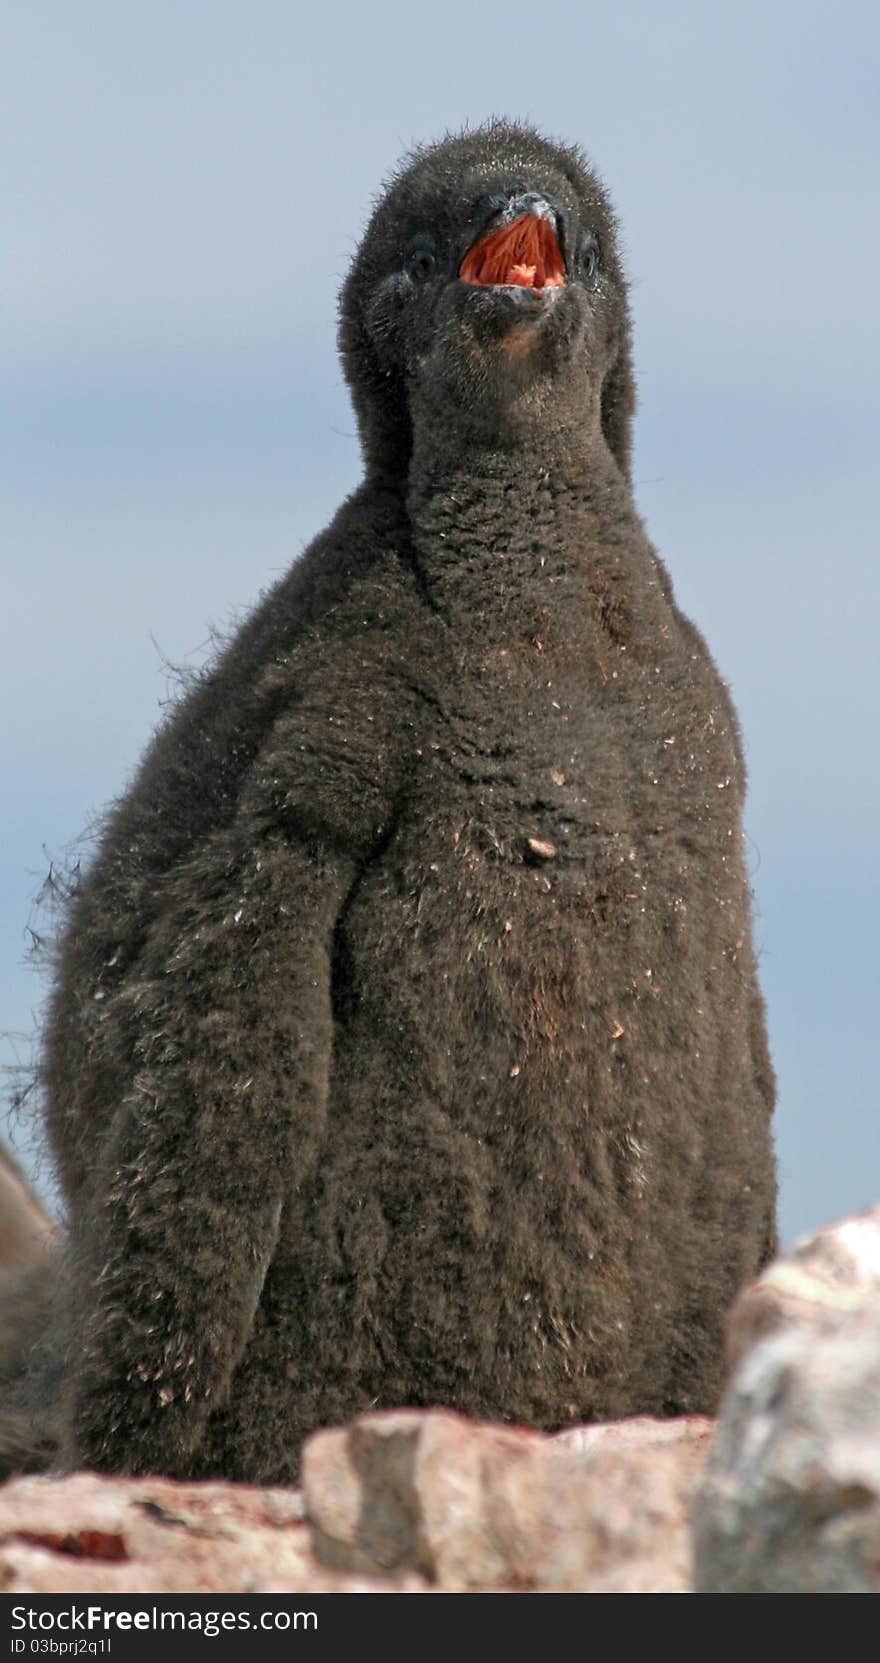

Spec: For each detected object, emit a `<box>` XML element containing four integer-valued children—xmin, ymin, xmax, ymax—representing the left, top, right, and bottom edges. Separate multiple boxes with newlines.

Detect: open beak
<box><xmin>460</xmin><ymin>198</ymin><xmax>566</xmax><ymax>292</ymax></box>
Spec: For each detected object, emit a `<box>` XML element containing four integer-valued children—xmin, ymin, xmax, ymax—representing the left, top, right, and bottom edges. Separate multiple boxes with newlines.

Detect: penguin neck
<box><xmin>404</xmin><ymin>412</ymin><xmax>633</xmax><ymax>640</ymax></box>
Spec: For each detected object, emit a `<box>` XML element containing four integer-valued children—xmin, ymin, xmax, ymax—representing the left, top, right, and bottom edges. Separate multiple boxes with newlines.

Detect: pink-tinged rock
<box><xmin>695</xmin><ymin>1207</ymin><xmax>880</xmax><ymax>1593</ymax></box>
<box><xmin>0</xmin><ymin>1412</ymin><xmax>710</xmax><ymax>1593</ymax></box>
<box><xmin>302</xmin><ymin>1410</ymin><xmax>542</xmax><ymax>1586</ymax></box>
<box><xmin>0</xmin><ymin>1471</ymin><xmax>358</xmax><ymax>1593</ymax></box>
<box><xmin>549</xmin><ymin>1415</ymin><xmax>712</xmax><ymax>1593</ymax></box>
<box><xmin>726</xmin><ymin>1205</ymin><xmax>880</xmax><ymax>1371</ymax></box>
<box><xmin>0</xmin><ymin>1145</ymin><xmax>54</xmax><ymax>1274</ymax></box>
<box><xmin>303</xmin><ymin>1408</ymin><xmax>710</xmax><ymax>1591</ymax></box>
<box><xmin>555</xmin><ymin>1414</ymin><xmax>711</xmax><ymax>1458</ymax></box>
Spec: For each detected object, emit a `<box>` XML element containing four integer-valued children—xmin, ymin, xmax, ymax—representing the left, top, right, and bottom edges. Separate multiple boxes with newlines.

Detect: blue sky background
<box><xmin>2</xmin><ymin>1</ymin><xmax>878</xmax><ymax>1244</ymax></box>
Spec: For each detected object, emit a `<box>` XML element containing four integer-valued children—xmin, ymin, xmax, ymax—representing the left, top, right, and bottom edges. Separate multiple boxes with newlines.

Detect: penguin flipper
<box><xmin>64</xmin><ymin>827</ymin><xmax>354</xmax><ymax>1477</ymax></box>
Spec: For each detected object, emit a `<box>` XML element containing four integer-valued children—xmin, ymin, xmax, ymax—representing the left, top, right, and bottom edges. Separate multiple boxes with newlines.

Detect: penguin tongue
<box><xmin>460</xmin><ymin>213</ymin><xmax>566</xmax><ymax>290</ymax></box>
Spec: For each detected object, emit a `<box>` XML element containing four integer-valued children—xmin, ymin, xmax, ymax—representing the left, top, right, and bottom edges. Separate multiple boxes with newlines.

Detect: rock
<box><xmin>547</xmin><ymin>1416</ymin><xmax>712</xmax><ymax>1593</ymax></box>
<box><xmin>0</xmin><ymin>1144</ymin><xmax>54</xmax><ymax>1274</ymax></box>
<box><xmin>0</xmin><ymin>1412</ymin><xmax>707</xmax><ymax>1593</ymax></box>
<box><xmin>0</xmin><ymin>1470</ymin><xmax>426</xmax><ymax>1594</ymax></box>
<box><xmin>0</xmin><ymin>1151</ymin><xmax>59</xmax><ymax>1480</ymax></box>
<box><xmin>694</xmin><ymin>1209</ymin><xmax>880</xmax><ymax>1593</ymax></box>
<box><xmin>303</xmin><ymin>1408</ymin><xmax>710</xmax><ymax>1592</ymax></box>
<box><xmin>725</xmin><ymin>1205</ymin><xmax>880</xmax><ymax>1371</ymax></box>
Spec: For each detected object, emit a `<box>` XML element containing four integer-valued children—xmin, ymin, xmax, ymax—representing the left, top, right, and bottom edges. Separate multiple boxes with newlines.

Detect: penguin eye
<box><xmin>407</xmin><ymin>243</ymin><xmax>436</xmax><ymax>283</ymax></box>
<box><xmin>580</xmin><ymin>233</ymin><xmax>600</xmax><ymax>285</ymax></box>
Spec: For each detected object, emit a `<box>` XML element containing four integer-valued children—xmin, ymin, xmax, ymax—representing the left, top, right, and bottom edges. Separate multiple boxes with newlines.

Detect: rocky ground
<box><xmin>0</xmin><ymin>1206</ymin><xmax>878</xmax><ymax>1594</ymax></box>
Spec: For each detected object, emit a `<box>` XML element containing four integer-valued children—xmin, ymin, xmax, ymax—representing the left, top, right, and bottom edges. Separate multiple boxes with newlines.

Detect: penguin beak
<box><xmin>460</xmin><ymin>196</ymin><xmax>567</xmax><ymax>292</ymax></box>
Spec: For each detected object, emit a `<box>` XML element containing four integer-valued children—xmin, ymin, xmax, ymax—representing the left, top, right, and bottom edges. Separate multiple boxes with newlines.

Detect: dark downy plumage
<box><xmin>7</xmin><ymin>121</ymin><xmax>776</xmax><ymax>1481</ymax></box>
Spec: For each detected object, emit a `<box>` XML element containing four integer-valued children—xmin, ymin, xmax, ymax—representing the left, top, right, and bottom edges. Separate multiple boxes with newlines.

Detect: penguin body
<box><xmin>22</xmin><ymin>122</ymin><xmax>774</xmax><ymax>1480</ymax></box>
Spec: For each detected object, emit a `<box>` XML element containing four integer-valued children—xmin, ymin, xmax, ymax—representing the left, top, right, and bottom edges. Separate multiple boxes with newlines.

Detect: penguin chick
<box><xmin>29</xmin><ymin>120</ymin><xmax>775</xmax><ymax>1482</ymax></box>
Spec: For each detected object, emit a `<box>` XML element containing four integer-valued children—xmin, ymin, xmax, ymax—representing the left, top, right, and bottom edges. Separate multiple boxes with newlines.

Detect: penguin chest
<box><xmin>319</xmin><ymin>681</ymin><xmax>752</xmax><ymax>1378</ymax></box>
<box><xmin>333</xmin><ymin>672</ymin><xmax>743</xmax><ymax>1091</ymax></box>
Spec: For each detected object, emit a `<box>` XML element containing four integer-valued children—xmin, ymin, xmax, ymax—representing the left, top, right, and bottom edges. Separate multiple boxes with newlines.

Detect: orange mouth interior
<box><xmin>460</xmin><ymin>213</ymin><xmax>566</xmax><ymax>290</ymax></box>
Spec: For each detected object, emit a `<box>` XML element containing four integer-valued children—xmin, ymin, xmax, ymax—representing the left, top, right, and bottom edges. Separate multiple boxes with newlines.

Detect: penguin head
<box><xmin>340</xmin><ymin>120</ymin><xmax>635</xmax><ymax>479</ymax></box>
